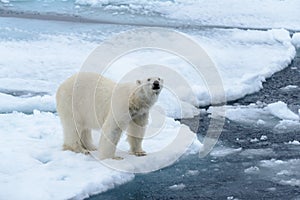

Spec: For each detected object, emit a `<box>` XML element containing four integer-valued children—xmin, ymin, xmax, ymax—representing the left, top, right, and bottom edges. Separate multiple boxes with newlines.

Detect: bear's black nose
<box><xmin>153</xmin><ymin>80</ymin><xmax>159</xmax><ymax>86</ymax></box>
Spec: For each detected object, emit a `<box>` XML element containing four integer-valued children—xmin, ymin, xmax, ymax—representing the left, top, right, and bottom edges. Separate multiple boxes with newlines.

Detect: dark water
<box><xmin>89</xmin><ymin>49</ymin><xmax>300</xmax><ymax>199</ymax></box>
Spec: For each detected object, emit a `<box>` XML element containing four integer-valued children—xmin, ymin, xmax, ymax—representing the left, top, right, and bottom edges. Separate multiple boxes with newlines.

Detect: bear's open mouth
<box><xmin>152</xmin><ymin>85</ymin><xmax>160</xmax><ymax>90</ymax></box>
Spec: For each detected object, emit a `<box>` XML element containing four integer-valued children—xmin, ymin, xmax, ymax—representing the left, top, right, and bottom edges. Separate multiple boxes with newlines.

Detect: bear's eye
<box><xmin>158</xmin><ymin>78</ymin><xmax>160</xmax><ymax>81</ymax></box>
<box><xmin>147</xmin><ymin>78</ymin><xmax>151</xmax><ymax>81</ymax></box>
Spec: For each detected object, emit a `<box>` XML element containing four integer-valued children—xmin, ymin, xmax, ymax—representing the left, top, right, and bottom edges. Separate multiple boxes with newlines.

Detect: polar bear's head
<box><xmin>136</xmin><ymin>77</ymin><xmax>164</xmax><ymax>98</ymax></box>
<box><xmin>128</xmin><ymin>77</ymin><xmax>163</xmax><ymax>114</ymax></box>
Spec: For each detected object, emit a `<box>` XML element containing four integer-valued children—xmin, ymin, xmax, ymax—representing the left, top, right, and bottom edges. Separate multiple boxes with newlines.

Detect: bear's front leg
<box><xmin>98</xmin><ymin>116</ymin><xmax>123</xmax><ymax>160</ymax></box>
<box><xmin>127</xmin><ymin>135</ymin><xmax>146</xmax><ymax>156</ymax></box>
<box><xmin>127</xmin><ymin>118</ymin><xmax>147</xmax><ymax>157</ymax></box>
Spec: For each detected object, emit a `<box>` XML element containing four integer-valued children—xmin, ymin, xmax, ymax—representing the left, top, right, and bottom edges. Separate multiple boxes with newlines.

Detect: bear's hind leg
<box><xmin>62</xmin><ymin>120</ymin><xmax>90</xmax><ymax>154</ymax></box>
<box><xmin>81</xmin><ymin>129</ymin><xmax>97</xmax><ymax>151</ymax></box>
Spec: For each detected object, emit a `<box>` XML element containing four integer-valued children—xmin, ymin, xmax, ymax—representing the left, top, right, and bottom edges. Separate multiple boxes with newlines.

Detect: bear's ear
<box><xmin>136</xmin><ymin>80</ymin><xmax>142</xmax><ymax>85</ymax></box>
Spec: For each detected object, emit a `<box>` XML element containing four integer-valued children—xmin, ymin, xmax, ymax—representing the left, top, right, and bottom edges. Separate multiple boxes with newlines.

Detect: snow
<box><xmin>0</xmin><ymin>19</ymin><xmax>296</xmax><ymax>114</ymax></box>
<box><xmin>260</xmin><ymin>135</ymin><xmax>268</xmax><ymax>141</ymax></box>
<box><xmin>274</xmin><ymin>120</ymin><xmax>300</xmax><ymax>132</ymax></box>
<box><xmin>227</xmin><ymin>197</ymin><xmax>235</xmax><ymax>200</ymax></box>
<box><xmin>0</xmin><ymin>111</ymin><xmax>131</xmax><ymax>199</ymax></box>
<box><xmin>97</xmin><ymin>28</ymin><xmax>296</xmax><ymax>107</ymax></box>
<box><xmin>266</xmin><ymin>101</ymin><xmax>299</xmax><ymax>121</ymax></box>
<box><xmin>279</xmin><ymin>179</ymin><xmax>300</xmax><ymax>187</ymax></box>
<box><xmin>240</xmin><ymin>148</ymin><xmax>275</xmax><ymax>157</ymax></box>
<box><xmin>0</xmin><ymin>34</ymin><xmax>96</xmax><ymax>88</ymax></box>
<box><xmin>285</xmin><ymin>140</ymin><xmax>300</xmax><ymax>145</ymax></box>
<box><xmin>0</xmin><ymin>111</ymin><xmax>200</xmax><ymax>199</ymax></box>
<box><xmin>186</xmin><ymin>170</ymin><xmax>199</xmax><ymax>176</ymax></box>
<box><xmin>280</xmin><ymin>85</ymin><xmax>298</xmax><ymax>91</ymax></box>
<box><xmin>259</xmin><ymin>159</ymin><xmax>300</xmax><ymax>187</ymax></box>
<box><xmin>210</xmin><ymin>146</ymin><xmax>242</xmax><ymax>157</ymax></box>
<box><xmin>169</xmin><ymin>183</ymin><xmax>186</xmax><ymax>190</ymax></box>
<box><xmin>213</xmin><ymin>104</ymin><xmax>268</xmax><ymax>124</ymax></box>
<box><xmin>219</xmin><ymin>101</ymin><xmax>300</xmax><ymax>132</ymax></box>
<box><xmin>250</xmin><ymin>138</ymin><xmax>259</xmax><ymax>143</ymax></box>
<box><xmin>0</xmin><ymin>93</ymin><xmax>55</xmax><ymax>113</ymax></box>
<box><xmin>256</xmin><ymin>119</ymin><xmax>266</xmax><ymax>126</ymax></box>
<box><xmin>191</xmin><ymin>28</ymin><xmax>295</xmax><ymax>104</ymax></box>
<box><xmin>292</xmin><ymin>33</ymin><xmax>300</xmax><ymax>49</ymax></box>
<box><xmin>244</xmin><ymin>166</ymin><xmax>260</xmax><ymax>174</ymax></box>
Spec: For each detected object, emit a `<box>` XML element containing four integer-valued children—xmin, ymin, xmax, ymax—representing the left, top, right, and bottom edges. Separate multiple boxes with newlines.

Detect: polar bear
<box><xmin>56</xmin><ymin>72</ymin><xmax>163</xmax><ymax>160</ymax></box>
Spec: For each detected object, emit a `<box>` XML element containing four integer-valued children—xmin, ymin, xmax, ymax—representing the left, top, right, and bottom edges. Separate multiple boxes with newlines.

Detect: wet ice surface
<box><xmin>2</xmin><ymin>0</ymin><xmax>300</xmax><ymax>30</ymax></box>
<box><xmin>91</xmin><ymin>52</ymin><xmax>300</xmax><ymax>199</ymax></box>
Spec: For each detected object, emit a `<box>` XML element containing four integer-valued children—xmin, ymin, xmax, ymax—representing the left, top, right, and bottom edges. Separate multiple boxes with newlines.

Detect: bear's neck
<box><xmin>129</xmin><ymin>88</ymin><xmax>155</xmax><ymax>116</ymax></box>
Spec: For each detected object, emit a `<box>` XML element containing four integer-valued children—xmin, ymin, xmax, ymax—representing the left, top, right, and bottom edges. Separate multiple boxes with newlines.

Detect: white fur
<box><xmin>56</xmin><ymin>72</ymin><xmax>163</xmax><ymax>160</ymax></box>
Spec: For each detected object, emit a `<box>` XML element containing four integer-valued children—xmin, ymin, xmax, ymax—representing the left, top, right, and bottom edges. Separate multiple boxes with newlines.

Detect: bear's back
<box><xmin>56</xmin><ymin>72</ymin><xmax>116</xmax><ymax>128</ymax></box>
